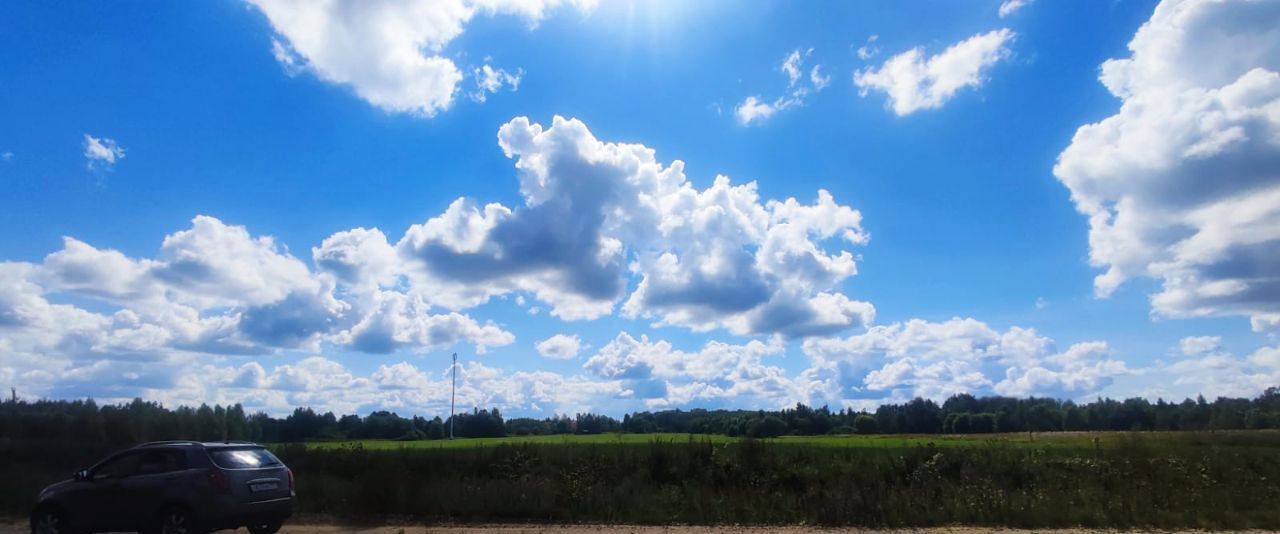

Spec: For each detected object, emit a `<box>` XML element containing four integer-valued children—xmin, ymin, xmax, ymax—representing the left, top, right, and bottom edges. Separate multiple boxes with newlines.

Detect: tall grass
<box><xmin>4</xmin><ymin>432</ymin><xmax>1280</xmax><ymax>528</ymax></box>
<box><xmin>272</xmin><ymin>433</ymin><xmax>1280</xmax><ymax>528</ymax></box>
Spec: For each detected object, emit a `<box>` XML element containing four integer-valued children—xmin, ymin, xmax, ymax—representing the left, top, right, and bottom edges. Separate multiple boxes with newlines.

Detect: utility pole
<box><xmin>450</xmin><ymin>352</ymin><xmax>457</xmax><ymax>440</ymax></box>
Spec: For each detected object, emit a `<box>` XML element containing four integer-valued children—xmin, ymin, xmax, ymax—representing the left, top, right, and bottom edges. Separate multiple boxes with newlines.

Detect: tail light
<box><xmin>287</xmin><ymin>467</ymin><xmax>295</xmax><ymax>491</ymax></box>
<box><xmin>208</xmin><ymin>470</ymin><xmax>231</xmax><ymax>495</ymax></box>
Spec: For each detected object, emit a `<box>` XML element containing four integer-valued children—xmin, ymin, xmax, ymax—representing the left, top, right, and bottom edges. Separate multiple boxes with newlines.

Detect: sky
<box><xmin>2</xmin><ymin>0</ymin><xmax>1279</xmax><ymax>418</ymax></box>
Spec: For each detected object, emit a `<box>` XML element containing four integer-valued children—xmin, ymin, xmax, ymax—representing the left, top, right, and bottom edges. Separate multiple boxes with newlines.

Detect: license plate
<box><xmin>250</xmin><ymin>482</ymin><xmax>278</xmax><ymax>492</ymax></box>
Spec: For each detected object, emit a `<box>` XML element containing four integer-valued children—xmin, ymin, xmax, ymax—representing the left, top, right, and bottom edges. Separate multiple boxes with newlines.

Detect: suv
<box><xmin>30</xmin><ymin>441</ymin><xmax>294</xmax><ymax>534</ymax></box>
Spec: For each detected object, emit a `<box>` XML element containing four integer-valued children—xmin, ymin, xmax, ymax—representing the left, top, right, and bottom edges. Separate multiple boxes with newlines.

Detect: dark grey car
<box><xmin>30</xmin><ymin>441</ymin><xmax>294</xmax><ymax>534</ymax></box>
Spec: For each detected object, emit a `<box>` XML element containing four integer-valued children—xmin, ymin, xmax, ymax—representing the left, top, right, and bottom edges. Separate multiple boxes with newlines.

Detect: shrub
<box><xmin>853</xmin><ymin>415</ymin><xmax>878</xmax><ymax>435</ymax></box>
<box><xmin>747</xmin><ymin>416</ymin><xmax>788</xmax><ymax>438</ymax></box>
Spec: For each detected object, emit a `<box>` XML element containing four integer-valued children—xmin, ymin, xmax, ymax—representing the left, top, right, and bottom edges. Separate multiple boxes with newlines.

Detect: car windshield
<box><xmin>208</xmin><ymin>447</ymin><xmax>281</xmax><ymax>469</ymax></box>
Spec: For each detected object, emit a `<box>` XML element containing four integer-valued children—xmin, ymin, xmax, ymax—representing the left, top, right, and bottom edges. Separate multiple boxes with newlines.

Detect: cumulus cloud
<box><xmin>399</xmin><ymin>116</ymin><xmax>874</xmax><ymax>336</ymax></box>
<box><xmin>83</xmin><ymin>134</ymin><xmax>125</xmax><ymax>170</ymax></box>
<box><xmin>1153</xmin><ymin>343</ymin><xmax>1280</xmax><ymax>400</ymax></box>
<box><xmin>998</xmin><ymin>0</ymin><xmax>1033</xmax><ymax>18</ymax></box>
<box><xmin>854</xmin><ymin>29</ymin><xmax>1014</xmax><ymax>115</ymax></box>
<box><xmin>736</xmin><ymin>48</ymin><xmax>829</xmax><ymax>126</ymax></box>
<box><xmin>7</xmin><ymin>215</ymin><xmax>512</xmax><ymax>366</ymax></box>
<box><xmin>1053</xmin><ymin>0</ymin><xmax>1280</xmax><ymax>331</ymax></box>
<box><xmin>246</xmin><ymin>0</ymin><xmax>593</xmax><ymax>116</ymax></box>
<box><xmin>994</xmin><ymin>341</ymin><xmax>1129</xmax><ymax>398</ymax></box>
<box><xmin>583</xmin><ymin>332</ymin><xmax>791</xmax><ymax>408</ymax></box>
<box><xmin>536</xmin><ymin>333</ymin><xmax>582</xmax><ymax>359</ymax></box>
<box><xmin>799</xmin><ymin>317</ymin><xmax>1127</xmax><ymax>405</ymax></box>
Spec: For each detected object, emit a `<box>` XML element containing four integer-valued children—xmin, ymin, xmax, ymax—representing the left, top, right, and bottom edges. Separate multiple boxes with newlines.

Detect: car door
<box><xmin>119</xmin><ymin>449</ymin><xmax>189</xmax><ymax>527</ymax></box>
<box><xmin>81</xmin><ymin>451</ymin><xmax>144</xmax><ymax>530</ymax></box>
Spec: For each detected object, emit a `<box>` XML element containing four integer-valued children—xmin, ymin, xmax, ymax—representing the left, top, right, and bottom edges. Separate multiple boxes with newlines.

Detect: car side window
<box><xmin>92</xmin><ymin>452</ymin><xmax>143</xmax><ymax>480</ymax></box>
<box><xmin>136</xmin><ymin>449</ymin><xmax>187</xmax><ymax>476</ymax></box>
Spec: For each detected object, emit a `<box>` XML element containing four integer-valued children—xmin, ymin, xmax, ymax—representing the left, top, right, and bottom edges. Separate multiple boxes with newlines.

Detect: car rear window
<box><xmin>208</xmin><ymin>447</ymin><xmax>282</xmax><ymax>469</ymax></box>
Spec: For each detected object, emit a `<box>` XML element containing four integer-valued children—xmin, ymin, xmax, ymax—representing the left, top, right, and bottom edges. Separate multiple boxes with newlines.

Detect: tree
<box><xmin>969</xmin><ymin>413</ymin><xmax>996</xmax><ymax>433</ymax></box>
<box><xmin>747</xmin><ymin>416</ymin><xmax>788</xmax><ymax>438</ymax></box>
<box><xmin>853</xmin><ymin>414</ymin><xmax>878</xmax><ymax>435</ymax></box>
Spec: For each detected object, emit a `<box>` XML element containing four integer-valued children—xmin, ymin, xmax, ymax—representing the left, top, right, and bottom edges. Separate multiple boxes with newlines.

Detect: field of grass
<box><xmin>297</xmin><ymin>429</ymin><xmax>1279</xmax><ymax>450</ymax></box>
<box><xmin>7</xmin><ymin>431</ymin><xmax>1280</xmax><ymax>528</ymax></box>
<box><xmin>265</xmin><ymin>431</ymin><xmax>1280</xmax><ymax>528</ymax></box>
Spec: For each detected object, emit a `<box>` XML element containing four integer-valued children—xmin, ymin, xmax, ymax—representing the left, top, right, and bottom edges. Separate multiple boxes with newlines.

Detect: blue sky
<box><xmin>2</xmin><ymin>0</ymin><xmax>1278</xmax><ymax>417</ymax></box>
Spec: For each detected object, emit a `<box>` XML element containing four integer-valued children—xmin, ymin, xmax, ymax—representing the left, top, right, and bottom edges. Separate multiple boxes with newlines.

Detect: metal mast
<box><xmin>450</xmin><ymin>352</ymin><xmax>457</xmax><ymax>440</ymax></box>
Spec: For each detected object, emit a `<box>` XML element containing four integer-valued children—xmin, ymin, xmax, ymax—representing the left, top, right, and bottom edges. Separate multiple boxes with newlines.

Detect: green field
<box><xmin>296</xmin><ymin>429</ymin><xmax>1279</xmax><ymax>450</ymax></box>
<box><xmin>8</xmin><ymin>431</ymin><xmax>1280</xmax><ymax>527</ymax></box>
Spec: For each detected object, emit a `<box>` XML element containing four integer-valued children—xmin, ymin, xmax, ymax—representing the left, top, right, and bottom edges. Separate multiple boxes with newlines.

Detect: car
<box><xmin>30</xmin><ymin>441</ymin><xmax>294</xmax><ymax>534</ymax></box>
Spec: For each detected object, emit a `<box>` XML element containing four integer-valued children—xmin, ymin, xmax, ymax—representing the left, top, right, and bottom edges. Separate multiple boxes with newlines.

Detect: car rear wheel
<box><xmin>30</xmin><ymin>507</ymin><xmax>71</xmax><ymax>534</ymax></box>
<box><xmin>247</xmin><ymin>520</ymin><xmax>282</xmax><ymax>534</ymax></box>
<box><xmin>154</xmin><ymin>506</ymin><xmax>203</xmax><ymax>534</ymax></box>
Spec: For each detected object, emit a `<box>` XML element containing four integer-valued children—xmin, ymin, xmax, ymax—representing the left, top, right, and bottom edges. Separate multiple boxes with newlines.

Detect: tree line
<box><xmin>2</xmin><ymin>387</ymin><xmax>1278</xmax><ymax>446</ymax></box>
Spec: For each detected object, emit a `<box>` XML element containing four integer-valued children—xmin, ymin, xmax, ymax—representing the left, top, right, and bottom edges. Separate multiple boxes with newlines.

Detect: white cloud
<box><xmin>312</xmin><ymin>227</ymin><xmax>401</xmax><ymax>290</ymax></box>
<box><xmin>470</xmin><ymin>63</ymin><xmax>524</xmax><ymax>103</ymax></box>
<box><xmin>246</xmin><ymin>0</ymin><xmax>593</xmax><ymax>116</ymax></box>
<box><xmin>270</xmin><ymin>38</ymin><xmax>304</xmax><ymax>76</ymax></box>
<box><xmin>1</xmin><ymin>151</ymin><xmax>12</xmax><ymax>162</ymax></box>
<box><xmin>83</xmin><ymin>134</ymin><xmax>125</xmax><ymax>170</ymax></box>
<box><xmin>998</xmin><ymin>0</ymin><xmax>1033</xmax><ymax>18</ymax></box>
<box><xmin>856</xmin><ymin>35</ymin><xmax>880</xmax><ymax>61</ymax></box>
<box><xmin>399</xmin><ymin>116</ymin><xmax>874</xmax><ymax>336</ymax></box>
<box><xmin>1151</xmin><ymin>344</ymin><xmax>1280</xmax><ymax>400</ymax></box>
<box><xmin>104</xmin><ymin>356</ymin><xmax>626</xmax><ymax>418</ymax></box>
<box><xmin>1</xmin><ymin>113</ymin><xmax>886</xmax><ymax>411</ymax></box>
<box><xmin>583</xmin><ymin>332</ymin><xmax>791</xmax><ymax>408</ymax></box>
<box><xmin>854</xmin><ymin>28</ymin><xmax>1015</xmax><ymax>115</ymax></box>
<box><xmin>810</xmin><ymin>65</ymin><xmax>831</xmax><ymax>91</ymax></box>
<box><xmin>1053</xmin><ymin>0</ymin><xmax>1280</xmax><ymax>331</ymax></box>
<box><xmin>994</xmin><ymin>341</ymin><xmax>1129</xmax><ymax>398</ymax></box>
<box><xmin>782</xmin><ymin>49</ymin><xmax>805</xmax><ymax>87</ymax></box>
<box><xmin>799</xmin><ymin>317</ymin><xmax>1126</xmax><ymax>405</ymax></box>
<box><xmin>11</xmin><ymin>215</ymin><xmax>512</xmax><ymax>363</ymax></box>
<box><xmin>734</xmin><ymin>96</ymin><xmax>784</xmax><ymax>125</ymax></box>
<box><xmin>536</xmin><ymin>333</ymin><xmax>582</xmax><ymax>359</ymax></box>
<box><xmin>338</xmin><ymin>291</ymin><xmax>514</xmax><ymax>354</ymax></box>
<box><xmin>1180</xmin><ymin>335</ymin><xmax>1223</xmax><ymax>356</ymax></box>
<box><xmin>735</xmin><ymin>48</ymin><xmax>829</xmax><ymax>126</ymax></box>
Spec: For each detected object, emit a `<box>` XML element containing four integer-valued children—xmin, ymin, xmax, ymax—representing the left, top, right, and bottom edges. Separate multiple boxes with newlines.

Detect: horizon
<box><xmin>7</xmin><ymin>387</ymin><xmax>1269</xmax><ymax>422</ymax></box>
<box><xmin>3</xmin><ymin>0</ymin><xmax>1280</xmax><ymax>420</ymax></box>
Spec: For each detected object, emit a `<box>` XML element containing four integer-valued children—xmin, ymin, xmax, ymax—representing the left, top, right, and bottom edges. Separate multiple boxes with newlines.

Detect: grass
<box><xmin>267</xmin><ymin>431</ymin><xmax>1280</xmax><ymax>528</ymax></box>
<box><xmin>295</xmin><ymin>429</ymin><xmax>1279</xmax><ymax>450</ymax></box>
<box><xmin>8</xmin><ymin>431</ymin><xmax>1280</xmax><ymax>528</ymax></box>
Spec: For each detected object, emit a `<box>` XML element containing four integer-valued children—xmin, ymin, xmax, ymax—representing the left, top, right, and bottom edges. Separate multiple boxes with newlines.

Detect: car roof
<box><xmin>200</xmin><ymin>441</ymin><xmax>265</xmax><ymax>449</ymax></box>
<box><xmin>132</xmin><ymin>440</ymin><xmax>264</xmax><ymax>449</ymax></box>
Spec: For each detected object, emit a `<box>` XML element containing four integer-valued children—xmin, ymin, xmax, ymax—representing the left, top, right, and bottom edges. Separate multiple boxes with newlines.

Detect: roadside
<box><xmin>0</xmin><ymin>518</ymin><xmax>1270</xmax><ymax>534</ymax></box>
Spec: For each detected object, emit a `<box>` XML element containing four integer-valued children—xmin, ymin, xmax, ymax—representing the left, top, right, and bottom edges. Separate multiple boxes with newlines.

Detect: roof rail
<box><xmin>135</xmin><ymin>440</ymin><xmax>200</xmax><ymax>447</ymax></box>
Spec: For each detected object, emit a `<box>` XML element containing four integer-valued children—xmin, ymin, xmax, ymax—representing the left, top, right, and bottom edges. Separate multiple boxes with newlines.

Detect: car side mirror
<box><xmin>74</xmin><ymin>469</ymin><xmax>89</xmax><ymax>481</ymax></box>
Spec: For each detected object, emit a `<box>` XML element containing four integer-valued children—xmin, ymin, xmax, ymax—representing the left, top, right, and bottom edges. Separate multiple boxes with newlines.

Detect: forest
<box><xmin>2</xmin><ymin>387</ymin><xmax>1279</xmax><ymax>446</ymax></box>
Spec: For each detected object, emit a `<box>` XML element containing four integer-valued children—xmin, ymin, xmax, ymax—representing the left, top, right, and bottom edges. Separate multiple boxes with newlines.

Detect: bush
<box><xmin>747</xmin><ymin>416</ymin><xmax>788</xmax><ymax>438</ymax></box>
<box><xmin>853</xmin><ymin>415</ymin><xmax>878</xmax><ymax>435</ymax></box>
<box><xmin>969</xmin><ymin>413</ymin><xmax>997</xmax><ymax>433</ymax></box>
